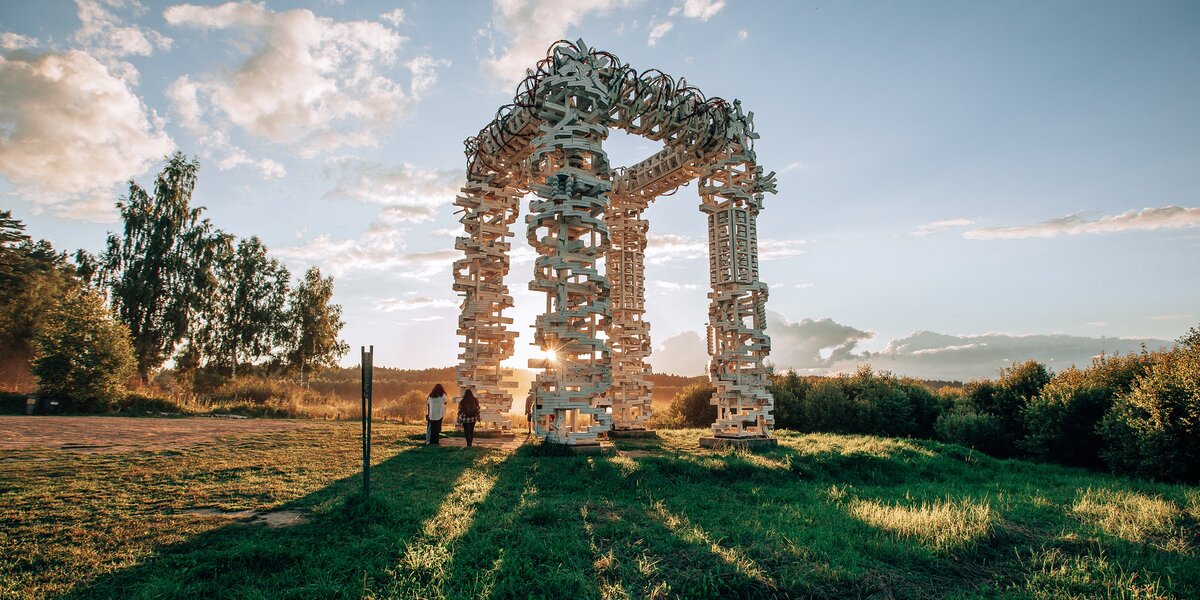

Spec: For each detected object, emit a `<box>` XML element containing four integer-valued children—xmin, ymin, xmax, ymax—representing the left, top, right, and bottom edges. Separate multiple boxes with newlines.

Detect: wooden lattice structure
<box><xmin>453</xmin><ymin>40</ymin><xmax>778</xmax><ymax>444</ymax></box>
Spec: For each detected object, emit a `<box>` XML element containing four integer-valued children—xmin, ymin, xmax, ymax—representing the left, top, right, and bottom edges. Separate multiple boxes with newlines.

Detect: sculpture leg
<box><xmin>700</xmin><ymin>150</ymin><xmax>775</xmax><ymax>439</ymax></box>
<box><xmin>453</xmin><ymin>176</ymin><xmax>521</xmax><ymax>431</ymax></box>
<box><xmin>526</xmin><ymin>72</ymin><xmax>614</xmax><ymax>445</ymax></box>
<box><xmin>606</xmin><ymin>196</ymin><xmax>653</xmax><ymax>430</ymax></box>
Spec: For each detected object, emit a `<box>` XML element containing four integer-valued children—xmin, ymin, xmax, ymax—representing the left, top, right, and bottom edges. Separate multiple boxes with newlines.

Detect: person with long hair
<box><xmin>456</xmin><ymin>389</ymin><xmax>481</xmax><ymax>448</ymax></box>
<box><xmin>426</xmin><ymin>384</ymin><xmax>448</xmax><ymax>445</ymax></box>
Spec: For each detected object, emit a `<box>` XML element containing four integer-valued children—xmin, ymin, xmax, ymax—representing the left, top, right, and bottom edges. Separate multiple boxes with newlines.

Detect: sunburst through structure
<box><xmin>453</xmin><ymin>39</ymin><xmax>778</xmax><ymax>445</ymax></box>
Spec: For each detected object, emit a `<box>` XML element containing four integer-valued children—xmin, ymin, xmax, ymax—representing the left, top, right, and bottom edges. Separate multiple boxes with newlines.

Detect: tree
<box><xmin>285</xmin><ymin>267</ymin><xmax>349</xmax><ymax>384</ymax></box>
<box><xmin>32</xmin><ymin>288</ymin><xmax>136</xmax><ymax>412</ymax></box>
<box><xmin>202</xmin><ymin>236</ymin><xmax>291</xmax><ymax>376</ymax></box>
<box><xmin>1100</xmin><ymin>328</ymin><xmax>1200</xmax><ymax>482</ymax></box>
<box><xmin>0</xmin><ymin>212</ymin><xmax>80</xmax><ymax>390</ymax></box>
<box><xmin>99</xmin><ymin>153</ymin><xmax>226</xmax><ymax>382</ymax></box>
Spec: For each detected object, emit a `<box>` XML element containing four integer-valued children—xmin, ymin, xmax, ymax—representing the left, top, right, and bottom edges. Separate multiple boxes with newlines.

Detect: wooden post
<box><xmin>361</xmin><ymin>345</ymin><xmax>373</xmax><ymax>496</ymax></box>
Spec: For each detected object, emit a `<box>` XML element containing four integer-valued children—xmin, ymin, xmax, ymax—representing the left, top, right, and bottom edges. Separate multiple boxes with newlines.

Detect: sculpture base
<box><xmin>474</xmin><ymin>430</ymin><xmax>515</xmax><ymax>439</ymax></box>
<box><xmin>698</xmin><ymin>436</ymin><xmax>778</xmax><ymax>451</ymax></box>
<box><xmin>608</xmin><ymin>429</ymin><xmax>657</xmax><ymax>439</ymax></box>
<box><xmin>566</xmin><ymin>442</ymin><xmax>616</xmax><ymax>456</ymax></box>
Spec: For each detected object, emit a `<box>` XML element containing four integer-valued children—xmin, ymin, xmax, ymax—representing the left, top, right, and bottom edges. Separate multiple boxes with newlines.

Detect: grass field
<box><xmin>1</xmin><ymin>421</ymin><xmax>1197</xmax><ymax>599</ymax></box>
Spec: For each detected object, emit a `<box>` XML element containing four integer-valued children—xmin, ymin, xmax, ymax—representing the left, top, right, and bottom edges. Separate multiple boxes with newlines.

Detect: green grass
<box><xmin>1</xmin><ymin>426</ymin><xmax>1197</xmax><ymax>599</ymax></box>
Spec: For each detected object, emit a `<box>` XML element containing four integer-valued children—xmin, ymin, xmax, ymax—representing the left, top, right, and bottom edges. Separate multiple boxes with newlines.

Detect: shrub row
<box><xmin>660</xmin><ymin>326</ymin><xmax>1200</xmax><ymax>483</ymax></box>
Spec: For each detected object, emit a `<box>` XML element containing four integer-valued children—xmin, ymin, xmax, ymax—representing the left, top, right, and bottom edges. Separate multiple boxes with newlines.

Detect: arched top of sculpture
<box><xmin>464</xmin><ymin>39</ymin><xmax>770</xmax><ymax>187</ymax></box>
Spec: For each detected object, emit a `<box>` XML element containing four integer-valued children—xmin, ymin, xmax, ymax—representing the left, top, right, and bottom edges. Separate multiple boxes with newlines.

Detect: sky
<box><xmin>2</xmin><ymin>0</ymin><xmax>1198</xmax><ymax>382</ymax></box>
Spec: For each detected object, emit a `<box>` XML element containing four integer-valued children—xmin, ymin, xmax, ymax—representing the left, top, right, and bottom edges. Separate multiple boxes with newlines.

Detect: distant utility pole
<box><xmin>361</xmin><ymin>345</ymin><xmax>373</xmax><ymax>497</ymax></box>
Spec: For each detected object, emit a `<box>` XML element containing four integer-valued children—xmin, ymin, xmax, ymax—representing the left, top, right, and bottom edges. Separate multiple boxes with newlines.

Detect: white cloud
<box><xmin>764</xmin><ymin>312</ymin><xmax>1174</xmax><ymax>381</ymax></box>
<box><xmin>912</xmin><ymin>218</ymin><xmax>975</xmax><ymax>237</ymax></box>
<box><xmin>164</xmin><ymin>3</ymin><xmax>444</xmax><ymax>156</ymax></box>
<box><xmin>0</xmin><ymin>50</ymin><xmax>173</xmax><ymax>220</ymax></box>
<box><xmin>322</xmin><ymin>159</ymin><xmax>461</xmax><ymax>223</ymax></box>
<box><xmin>646</xmin><ymin>19</ymin><xmax>674</xmax><ymax>46</ymax></box>
<box><xmin>380</xmin><ymin>8</ymin><xmax>405</xmax><ymax>27</ymax></box>
<box><xmin>843</xmin><ymin>330</ymin><xmax>1171</xmax><ymax>381</ymax></box>
<box><xmin>71</xmin><ymin>0</ymin><xmax>172</xmax><ymax>85</ymax></box>
<box><xmin>481</xmin><ymin>0</ymin><xmax>635</xmax><ymax>89</ymax></box>
<box><xmin>1149</xmin><ymin>314</ymin><xmax>1193</xmax><ymax>321</ymax></box>
<box><xmin>1</xmin><ymin>32</ymin><xmax>39</xmax><ymax>50</ymax></box>
<box><xmin>375</xmin><ymin>293</ymin><xmax>458</xmax><ymax>312</ymax></box>
<box><xmin>646</xmin><ymin>232</ymin><xmax>706</xmax><ymax>264</ymax></box>
<box><xmin>669</xmin><ymin>0</ymin><xmax>726</xmax><ymax>21</ymax></box>
<box><xmin>651</xmin><ymin>280</ymin><xmax>699</xmax><ymax>291</ymax></box>
<box><xmin>277</xmin><ymin>219</ymin><xmax>458</xmax><ymax>279</ymax></box>
<box><xmin>645</xmin><ymin>234</ymin><xmax>807</xmax><ymax>264</ymax></box>
<box><xmin>759</xmin><ymin>238</ymin><xmax>808</xmax><ymax>259</ymax></box>
<box><xmin>766</xmin><ymin>312</ymin><xmax>875</xmax><ymax>370</ymax></box>
<box><xmin>649</xmin><ymin>330</ymin><xmax>708</xmax><ymax>376</ymax></box>
<box><xmin>964</xmin><ymin>206</ymin><xmax>1200</xmax><ymax>240</ymax></box>
<box><xmin>737</xmin><ymin>29</ymin><xmax>748</xmax><ymax>40</ymax></box>
<box><xmin>781</xmin><ymin>160</ymin><xmax>809</xmax><ymax>173</ymax></box>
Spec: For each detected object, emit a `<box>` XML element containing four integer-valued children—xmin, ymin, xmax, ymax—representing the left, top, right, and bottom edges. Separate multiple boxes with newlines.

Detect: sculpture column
<box><xmin>606</xmin><ymin>193</ymin><xmax>653</xmax><ymax>430</ymax></box>
<box><xmin>698</xmin><ymin>144</ymin><xmax>775</xmax><ymax>438</ymax></box>
<box><xmin>452</xmin><ymin>174</ymin><xmax>521</xmax><ymax>430</ymax></box>
<box><xmin>525</xmin><ymin>56</ymin><xmax>614</xmax><ymax>445</ymax></box>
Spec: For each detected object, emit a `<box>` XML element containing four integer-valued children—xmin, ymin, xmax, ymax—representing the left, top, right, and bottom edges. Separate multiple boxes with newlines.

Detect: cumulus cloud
<box><xmin>649</xmin><ymin>330</ymin><xmax>708</xmax><ymax>376</ymax></box>
<box><xmin>164</xmin><ymin>3</ymin><xmax>444</xmax><ymax>157</ymax></box>
<box><xmin>766</xmin><ymin>312</ymin><xmax>875</xmax><ymax>370</ymax></box>
<box><xmin>322</xmin><ymin>159</ymin><xmax>461</xmax><ymax>222</ymax></box>
<box><xmin>762</xmin><ymin>312</ymin><xmax>1174</xmax><ymax>381</ymax></box>
<box><xmin>481</xmin><ymin>0</ymin><xmax>635</xmax><ymax>89</ymax></box>
<box><xmin>737</xmin><ymin>29</ymin><xmax>748</xmax><ymax>41</ymax></box>
<box><xmin>0</xmin><ymin>50</ymin><xmax>173</xmax><ymax>221</ymax></box>
<box><xmin>837</xmin><ymin>330</ymin><xmax>1172</xmax><ymax>381</ymax></box>
<box><xmin>646</xmin><ymin>19</ymin><xmax>674</xmax><ymax>46</ymax></box>
<box><xmin>379</xmin><ymin>8</ymin><xmax>405</xmax><ymax>27</ymax></box>
<box><xmin>374</xmin><ymin>293</ymin><xmax>458</xmax><ymax>312</ymax></box>
<box><xmin>964</xmin><ymin>206</ymin><xmax>1200</xmax><ymax>240</ymax></box>
<box><xmin>912</xmin><ymin>218</ymin><xmax>975</xmax><ymax>237</ymax></box>
<box><xmin>669</xmin><ymin>0</ymin><xmax>726</xmax><ymax>21</ymax></box>
<box><xmin>276</xmin><ymin>219</ymin><xmax>457</xmax><ymax>279</ymax></box>
<box><xmin>1</xmin><ymin>33</ymin><xmax>39</xmax><ymax>50</ymax></box>
<box><xmin>72</xmin><ymin>0</ymin><xmax>172</xmax><ymax>85</ymax></box>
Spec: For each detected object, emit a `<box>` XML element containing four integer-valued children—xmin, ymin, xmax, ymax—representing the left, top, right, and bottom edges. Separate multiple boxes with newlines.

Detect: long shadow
<box><xmin>431</xmin><ymin>443</ymin><xmax>783</xmax><ymax>599</ymax></box>
<box><xmin>62</xmin><ymin>442</ymin><xmax>485</xmax><ymax>599</ymax></box>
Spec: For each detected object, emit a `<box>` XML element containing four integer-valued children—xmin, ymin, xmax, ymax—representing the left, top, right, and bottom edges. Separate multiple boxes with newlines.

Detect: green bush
<box><xmin>662</xmin><ymin>383</ymin><xmax>715</xmax><ymax>428</ymax></box>
<box><xmin>1022</xmin><ymin>353</ymin><xmax>1150</xmax><ymax>468</ymax></box>
<box><xmin>935</xmin><ymin>406</ymin><xmax>1008</xmax><ymax>456</ymax></box>
<box><xmin>1100</xmin><ymin>329</ymin><xmax>1200</xmax><ymax>482</ymax></box>
<box><xmin>32</xmin><ymin>289</ymin><xmax>135</xmax><ymax>412</ymax></box>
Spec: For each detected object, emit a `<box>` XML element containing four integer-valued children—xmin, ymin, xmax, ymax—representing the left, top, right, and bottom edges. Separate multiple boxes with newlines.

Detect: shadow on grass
<box><xmin>426</xmin><ymin>443</ymin><xmax>790</xmax><ymax>599</ymax></box>
<box><xmin>62</xmin><ymin>444</ymin><xmax>487</xmax><ymax>599</ymax></box>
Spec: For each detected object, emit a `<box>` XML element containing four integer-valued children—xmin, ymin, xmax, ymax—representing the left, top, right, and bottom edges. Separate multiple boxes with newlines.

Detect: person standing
<box><xmin>426</xmin><ymin>384</ymin><xmax>448</xmax><ymax>445</ymax></box>
<box><xmin>457</xmin><ymin>390</ymin><xmax>481</xmax><ymax>448</ymax></box>
<box><xmin>524</xmin><ymin>390</ymin><xmax>535</xmax><ymax>436</ymax></box>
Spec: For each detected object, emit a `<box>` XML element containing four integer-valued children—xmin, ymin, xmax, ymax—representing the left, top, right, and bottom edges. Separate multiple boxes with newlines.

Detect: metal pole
<box><xmin>361</xmin><ymin>345</ymin><xmax>373</xmax><ymax>496</ymax></box>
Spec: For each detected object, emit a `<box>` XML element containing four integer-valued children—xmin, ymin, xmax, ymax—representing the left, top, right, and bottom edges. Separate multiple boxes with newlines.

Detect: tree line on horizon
<box><xmin>0</xmin><ymin>152</ymin><xmax>348</xmax><ymax>411</ymax></box>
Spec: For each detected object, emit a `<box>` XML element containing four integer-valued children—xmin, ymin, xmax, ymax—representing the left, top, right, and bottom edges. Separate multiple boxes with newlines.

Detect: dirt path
<box><xmin>0</xmin><ymin>416</ymin><xmax>318</xmax><ymax>453</ymax></box>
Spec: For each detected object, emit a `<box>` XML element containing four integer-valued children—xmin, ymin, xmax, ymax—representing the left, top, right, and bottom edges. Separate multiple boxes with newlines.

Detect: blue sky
<box><xmin>2</xmin><ymin>0</ymin><xmax>1198</xmax><ymax>380</ymax></box>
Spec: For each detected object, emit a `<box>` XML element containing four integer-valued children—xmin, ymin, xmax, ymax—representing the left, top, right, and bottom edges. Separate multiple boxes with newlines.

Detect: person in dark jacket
<box><xmin>456</xmin><ymin>390</ymin><xmax>481</xmax><ymax>448</ymax></box>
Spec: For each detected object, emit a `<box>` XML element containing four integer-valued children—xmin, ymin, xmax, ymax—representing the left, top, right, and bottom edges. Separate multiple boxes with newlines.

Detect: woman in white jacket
<box><xmin>426</xmin><ymin>384</ymin><xmax>448</xmax><ymax>445</ymax></box>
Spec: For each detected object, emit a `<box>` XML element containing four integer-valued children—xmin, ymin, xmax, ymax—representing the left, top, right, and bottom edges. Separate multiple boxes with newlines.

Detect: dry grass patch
<box><xmin>1072</xmin><ymin>487</ymin><xmax>1192</xmax><ymax>552</ymax></box>
<box><xmin>849</xmin><ymin>497</ymin><xmax>995</xmax><ymax>551</ymax></box>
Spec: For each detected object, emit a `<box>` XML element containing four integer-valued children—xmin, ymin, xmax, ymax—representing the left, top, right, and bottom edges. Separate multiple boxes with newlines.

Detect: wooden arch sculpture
<box><xmin>453</xmin><ymin>40</ymin><xmax>778</xmax><ymax>445</ymax></box>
